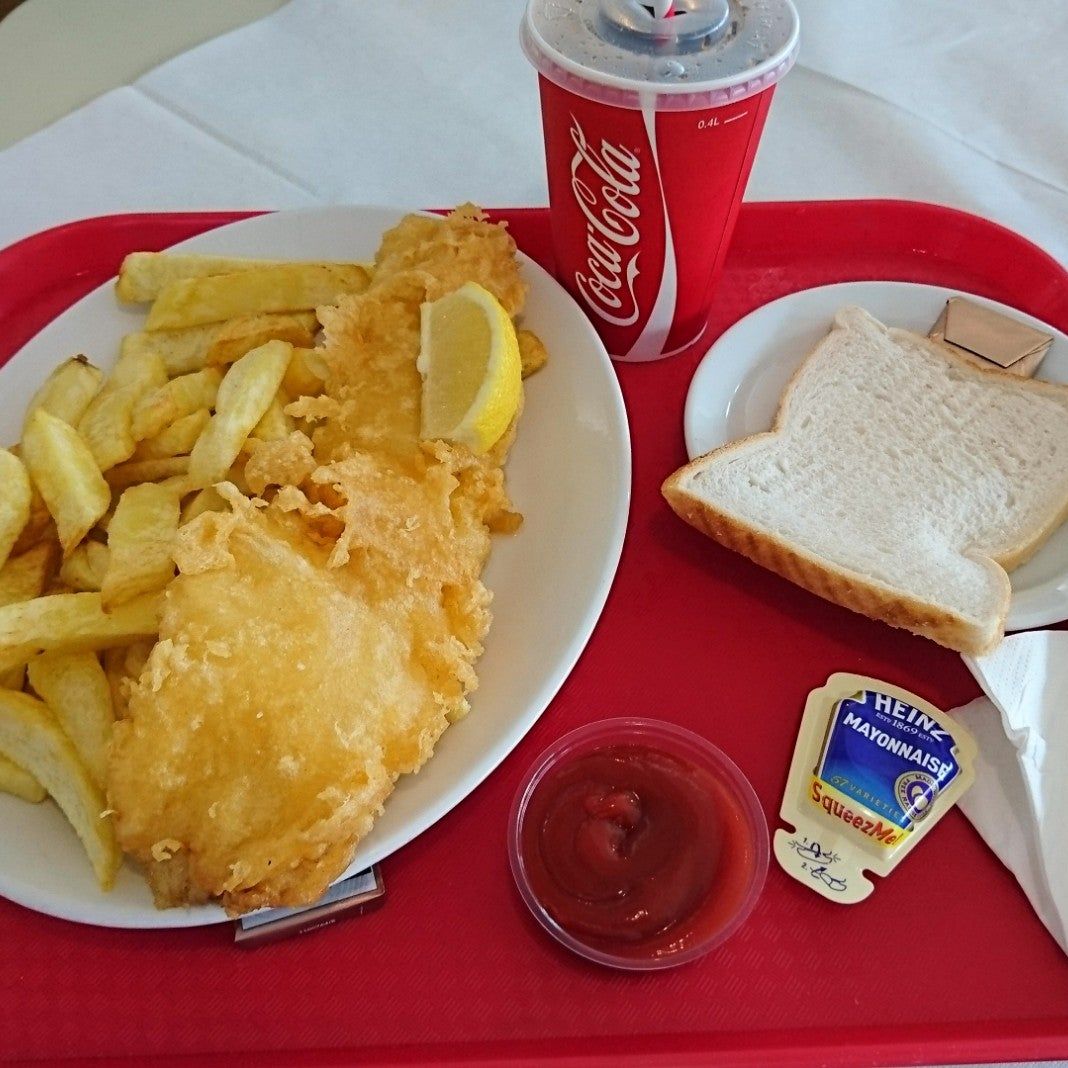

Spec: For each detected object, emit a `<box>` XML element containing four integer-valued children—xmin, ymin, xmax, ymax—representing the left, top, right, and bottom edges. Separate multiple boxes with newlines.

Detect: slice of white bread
<box><xmin>662</xmin><ymin>306</ymin><xmax>1068</xmax><ymax>655</ymax></box>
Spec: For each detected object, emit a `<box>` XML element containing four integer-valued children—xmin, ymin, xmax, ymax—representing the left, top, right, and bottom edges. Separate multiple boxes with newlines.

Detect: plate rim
<box><xmin>682</xmin><ymin>279</ymin><xmax>1068</xmax><ymax>633</ymax></box>
<box><xmin>0</xmin><ymin>203</ymin><xmax>632</xmax><ymax>928</ymax></box>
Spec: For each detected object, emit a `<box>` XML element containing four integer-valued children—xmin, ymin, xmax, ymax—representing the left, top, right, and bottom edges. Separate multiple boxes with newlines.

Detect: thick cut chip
<box><xmin>118</xmin><ymin>252</ymin><xmax>287</xmax><ymax>302</ymax></box>
<box><xmin>250</xmin><ymin>390</ymin><xmax>294</xmax><ymax>443</ymax></box>
<box><xmin>27</xmin><ymin>651</ymin><xmax>114</xmax><ymax>790</ymax></box>
<box><xmin>103</xmin><ymin>641</ymin><xmax>152</xmax><ymax>721</ymax></box>
<box><xmin>0</xmin><ymin>591</ymin><xmax>161</xmax><ymax>672</ymax></box>
<box><xmin>131</xmin><ymin>369</ymin><xmax>223</xmax><ymax>442</ymax></box>
<box><xmin>117</xmin><ymin>252</ymin><xmax>366</xmax><ymax>303</ymax></box>
<box><xmin>121</xmin><ymin>325</ymin><xmax>218</xmax><ymax>377</ymax></box>
<box><xmin>0</xmin><ymin>664</ymin><xmax>24</xmax><ymax>690</ymax></box>
<box><xmin>179</xmin><ymin>486</ymin><xmax>228</xmax><ymax>526</ymax></box>
<box><xmin>21</xmin><ymin>410</ymin><xmax>110</xmax><ymax>557</ymax></box>
<box><xmin>0</xmin><ymin>752</ymin><xmax>46</xmax><ymax>803</ymax></box>
<box><xmin>59</xmin><ymin>540</ymin><xmax>110</xmax><ymax>592</ymax></box>
<box><xmin>78</xmin><ymin>350</ymin><xmax>169</xmax><ymax>470</ymax></box>
<box><xmin>22</xmin><ymin>356</ymin><xmax>104</xmax><ymax>431</ymax></box>
<box><xmin>105</xmin><ymin>456</ymin><xmax>190</xmax><ymax>494</ymax></box>
<box><xmin>0</xmin><ymin>541</ymin><xmax>48</xmax><ymax>696</ymax></box>
<box><xmin>281</xmin><ymin>346</ymin><xmax>327</xmax><ymax>398</ymax></box>
<box><xmin>0</xmin><ymin>542</ymin><xmax>56</xmax><ymax>607</ymax></box>
<box><xmin>0</xmin><ymin>689</ymin><xmax>119</xmax><ymax>887</ymax></box>
<box><xmin>146</xmin><ymin>265</ymin><xmax>371</xmax><ymax>330</ymax></box>
<box><xmin>134</xmin><ymin>408</ymin><xmax>211</xmax><ymax>461</ymax></box>
<box><xmin>517</xmin><ymin>329</ymin><xmax>549</xmax><ymax>379</ymax></box>
<box><xmin>188</xmin><ymin>341</ymin><xmax>292</xmax><ymax>487</ymax></box>
<box><xmin>206</xmin><ymin>312</ymin><xmax>318</xmax><ymax>367</ymax></box>
<box><xmin>0</xmin><ymin>449</ymin><xmax>32</xmax><ymax>570</ymax></box>
<box><xmin>122</xmin><ymin>313</ymin><xmax>318</xmax><ymax>377</ymax></box>
<box><xmin>102</xmin><ymin>483</ymin><xmax>180</xmax><ymax>609</ymax></box>
<box><xmin>9</xmin><ymin>476</ymin><xmax>54</xmax><ymax>558</ymax></box>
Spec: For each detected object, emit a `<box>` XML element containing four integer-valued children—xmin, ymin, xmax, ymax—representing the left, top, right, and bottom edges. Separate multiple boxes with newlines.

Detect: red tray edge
<box><xmin>16</xmin><ymin>1018</ymin><xmax>1067</xmax><ymax>1068</ymax></box>
<box><xmin>1</xmin><ymin>200</ymin><xmax>1065</xmax><ymax>1068</ymax></box>
<box><xmin>1</xmin><ymin>196</ymin><xmax>1062</xmax><ymax>263</ymax></box>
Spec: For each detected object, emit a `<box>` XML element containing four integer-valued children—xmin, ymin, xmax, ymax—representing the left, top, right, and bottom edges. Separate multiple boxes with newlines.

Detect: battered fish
<box><xmin>108</xmin><ymin>207</ymin><xmax>529</xmax><ymax>913</ymax></box>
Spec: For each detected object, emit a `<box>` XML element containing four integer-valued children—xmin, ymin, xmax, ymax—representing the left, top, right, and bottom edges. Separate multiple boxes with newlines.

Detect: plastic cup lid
<box><xmin>522</xmin><ymin>0</ymin><xmax>800</xmax><ymax>109</ymax></box>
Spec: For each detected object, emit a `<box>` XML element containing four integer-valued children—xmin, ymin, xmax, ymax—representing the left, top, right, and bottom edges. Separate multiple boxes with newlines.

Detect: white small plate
<box><xmin>0</xmin><ymin>206</ymin><xmax>631</xmax><ymax>927</ymax></box>
<box><xmin>684</xmin><ymin>281</ymin><xmax>1068</xmax><ymax>633</ymax></box>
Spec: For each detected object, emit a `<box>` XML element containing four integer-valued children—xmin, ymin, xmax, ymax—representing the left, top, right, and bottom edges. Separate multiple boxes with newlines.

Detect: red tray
<box><xmin>1</xmin><ymin>202</ymin><xmax>1066</xmax><ymax>1068</ymax></box>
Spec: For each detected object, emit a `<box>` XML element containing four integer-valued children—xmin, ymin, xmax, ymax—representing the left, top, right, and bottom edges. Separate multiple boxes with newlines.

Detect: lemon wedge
<box><xmin>417</xmin><ymin>282</ymin><xmax>522</xmax><ymax>453</ymax></box>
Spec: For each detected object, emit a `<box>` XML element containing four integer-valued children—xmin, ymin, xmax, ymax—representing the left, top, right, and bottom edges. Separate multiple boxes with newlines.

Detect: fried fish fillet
<box><xmin>108</xmin><ymin>207</ymin><xmax>528</xmax><ymax>913</ymax></box>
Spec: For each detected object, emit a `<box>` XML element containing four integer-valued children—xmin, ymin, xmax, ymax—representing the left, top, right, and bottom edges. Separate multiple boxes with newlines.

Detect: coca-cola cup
<box><xmin>522</xmin><ymin>0</ymin><xmax>800</xmax><ymax>362</ymax></box>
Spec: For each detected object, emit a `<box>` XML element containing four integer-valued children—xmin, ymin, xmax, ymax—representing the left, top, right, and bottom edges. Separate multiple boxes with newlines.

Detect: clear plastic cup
<box><xmin>509</xmin><ymin>718</ymin><xmax>769</xmax><ymax>970</ymax></box>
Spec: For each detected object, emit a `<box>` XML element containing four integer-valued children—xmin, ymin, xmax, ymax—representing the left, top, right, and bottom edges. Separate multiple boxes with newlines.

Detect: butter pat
<box><xmin>929</xmin><ymin>297</ymin><xmax>1053</xmax><ymax>377</ymax></box>
<box><xmin>774</xmin><ymin>674</ymin><xmax>976</xmax><ymax>904</ymax></box>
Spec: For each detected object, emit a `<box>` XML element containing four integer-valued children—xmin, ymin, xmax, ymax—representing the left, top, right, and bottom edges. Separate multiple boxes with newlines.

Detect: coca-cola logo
<box><xmin>569</xmin><ymin>116</ymin><xmax>642</xmax><ymax>327</ymax></box>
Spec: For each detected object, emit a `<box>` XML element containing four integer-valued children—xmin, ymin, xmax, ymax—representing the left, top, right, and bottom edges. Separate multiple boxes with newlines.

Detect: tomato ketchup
<box><xmin>510</xmin><ymin>720</ymin><xmax>769</xmax><ymax>969</ymax></box>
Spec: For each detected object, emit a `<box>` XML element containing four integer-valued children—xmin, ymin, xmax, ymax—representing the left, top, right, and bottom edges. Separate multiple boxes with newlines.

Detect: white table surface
<box><xmin>0</xmin><ymin>0</ymin><xmax>286</xmax><ymax>149</ymax></box>
<box><xmin>0</xmin><ymin>2</ymin><xmax>1064</xmax><ymax>1066</ymax></box>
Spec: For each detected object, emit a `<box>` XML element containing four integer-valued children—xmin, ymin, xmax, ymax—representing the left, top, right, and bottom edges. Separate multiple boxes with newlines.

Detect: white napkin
<box><xmin>957</xmin><ymin>631</ymin><xmax>1068</xmax><ymax>953</ymax></box>
<box><xmin>1</xmin><ymin>0</ymin><xmax>1067</xmax><ymax>269</ymax></box>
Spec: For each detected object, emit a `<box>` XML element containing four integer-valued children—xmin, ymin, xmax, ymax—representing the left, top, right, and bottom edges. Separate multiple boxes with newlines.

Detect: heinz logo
<box><xmin>568</xmin><ymin>116</ymin><xmax>642</xmax><ymax>327</ymax></box>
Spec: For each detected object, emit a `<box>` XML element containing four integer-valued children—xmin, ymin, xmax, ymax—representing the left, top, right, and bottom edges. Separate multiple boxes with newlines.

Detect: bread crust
<box><xmin>662</xmin><ymin>467</ymin><xmax>1007</xmax><ymax>656</ymax></box>
<box><xmin>659</xmin><ymin>307</ymin><xmax>1068</xmax><ymax>657</ymax></box>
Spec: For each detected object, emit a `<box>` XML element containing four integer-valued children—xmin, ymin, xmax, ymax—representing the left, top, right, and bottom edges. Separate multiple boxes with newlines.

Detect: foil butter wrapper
<box><xmin>235</xmin><ymin>865</ymin><xmax>385</xmax><ymax>946</ymax></box>
<box><xmin>929</xmin><ymin>296</ymin><xmax>1053</xmax><ymax>377</ymax></box>
<box><xmin>774</xmin><ymin>674</ymin><xmax>976</xmax><ymax>904</ymax></box>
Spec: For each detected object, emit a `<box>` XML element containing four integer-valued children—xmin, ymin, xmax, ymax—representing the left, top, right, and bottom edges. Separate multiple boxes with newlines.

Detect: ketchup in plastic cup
<box><xmin>521</xmin><ymin>0</ymin><xmax>800</xmax><ymax>362</ymax></box>
<box><xmin>509</xmin><ymin>719</ymin><xmax>769</xmax><ymax>970</ymax></box>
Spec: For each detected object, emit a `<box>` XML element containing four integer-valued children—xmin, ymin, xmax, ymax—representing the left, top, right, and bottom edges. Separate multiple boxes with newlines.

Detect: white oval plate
<box><xmin>0</xmin><ymin>206</ymin><xmax>631</xmax><ymax>927</ymax></box>
<box><xmin>684</xmin><ymin>281</ymin><xmax>1068</xmax><ymax>633</ymax></box>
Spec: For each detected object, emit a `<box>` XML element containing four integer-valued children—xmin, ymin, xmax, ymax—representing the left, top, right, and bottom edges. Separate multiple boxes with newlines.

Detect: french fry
<box><xmin>104</xmin><ymin>454</ymin><xmax>190</xmax><ymax>495</ymax></box>
<box><xmin>102</xmin><ymin>647</ymin><xmax>127</xmax><ymax>720</ymax></box>
<box><xmin>0</xmin><ymin>665</ymin><xmax>25</xmax><ymax>692</ymax></box>
<box><xmin>0</xmin><ymin>449</ymin><xmax>32</xmax><ymax>570</ymax></box>
<box><xmin>93</xmin><ymin>502</ymin><xmax>115</xmax><ymax>537</ymax></box>
<box><xmin>21</xmin><ymin>410</ymin><xmax>110</xmax><ymax>558</ymax></box>
<box><xmin>105</xmin><ymin>456</ymin><xmax>189</xmax><ymax>494</ymax></box>
<box><xmin>27</xmin><ymin>651</ymin><xmax>114</xmax><ymax>790</ymax></box>
<box><xmin>250</xmin><ymin>390</ymin><xmax>295</xmax><ymax>442</ymax></box>
<box><xmin>130</xmin><ymin>368</ymin><xmax>223</xmax><ymax>442</ymax></box>
<box><xmin>121</xmin><ymin>325</ymin><xmax>218</xmax><ymax>376</ymax></box>
<box><xmin>282</xmin><ymin>346</ymin><xmax>327</xmax><ymax>398</ymax></box>
<box><xmin>78</xmin><ymin>350</ymin><xmax>168</xmax><ymax>470</ymax></box>
<box><xmin>58</xmin><ymin>540</ymin><xmax>109</xmax><ymax>592</ymax></box>
<box><xmin>117</xmin><ymin>252</ymin><xmax>290</xmax><ymax>303</ymax></box>
<box><xmin>0</xmin><ymin>752</ymin><xmax>46</xmax><ymax>803</ymax></box>
<box><xmin>9</xmin><ymin>476</ymin><xmax>56</xmax><ymax>557</ymax></box>
<box><xmin>0</xmin><ymin>543</ymin><xmax>56</xmax><ymax>607</ymax></box>
<box><xmin>133</xmin><ymin>408</ymin><xmax>211</xmax><ymax>461</ymax></box>
<box><xmin>102</xmin><ymin>484</ymin><xmax>179</xmax><ymax>609</ymax></box>
<box><xmin>188</xmin><ymin>341</ymin><xmax>292</xmax><ymax>486</ymax></box>
<box><xmin>147</xmin><ymin>264</ymin><xmax>371</xmax><ymax>330</ymax></box>
<box><xmin>0</xmin><ymin>591</ymin><xmax>161</xmax><ymax>673</ymax></box>
<box><xmin>518</xmin><ymin>329</ymin><xmax>549</xmax><ymax>379</ymax></box>
<box><xmin>22</xmin><ymin>356</ymin><xmax>104</xmax><ymax>431</ymax></box>
<box><xmin>224</xmin><ymin>461</ymin><xmax>251</xmax><ymax>496</ymax></box>
<box><xmin>206</xmin><ymin>312</ymin><xmax>318</xmax><ymax>367</ymax></box>
<box><xmin>179</xmin><ymin>485</ymin><xmax>228</xmax><ymax>525</ymax></box>
<box><xmin>122</xmin><ymin>314</ymin><xmax>319</xmax><ymax>377</ymax></box>
<box><xmin>0</xmin><ymin>689</ymin><xmax>120</xmax><ymax>888</ymax></box>
<box><xmin>103</xmin><ymin>640</ymin><xmax>153</xmax><ymax>720</ymax></box>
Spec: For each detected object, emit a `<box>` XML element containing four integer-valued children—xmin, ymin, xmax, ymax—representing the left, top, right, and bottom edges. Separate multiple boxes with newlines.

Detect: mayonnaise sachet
<box><xmin>774</xmin><ymin>673</ymin><xmax>976</xmax><ymax>903</ymax></box>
